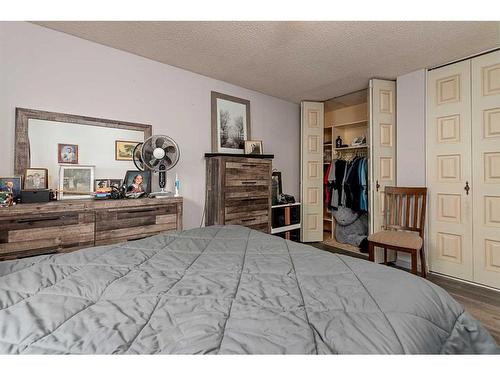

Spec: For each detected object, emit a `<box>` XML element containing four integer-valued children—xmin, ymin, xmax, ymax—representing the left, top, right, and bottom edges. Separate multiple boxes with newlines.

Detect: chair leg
<box><xmin>420</xmin><ymin>246</ymin><xmax>427</xmax><ymax>278</ymax></box>
<box><xmin>383</xmin><ymin>248</ymin><xmax>387</xmax><ymax>265</ymax></box>
<box><xmin>411</xmin><ymin>251</ymin><xmax>418</xmax><ymax>275</ymax></box>
<box><xmin>368</xmin><ymin>241</ymin><xmax>374</xmax><ymax>262</ymax></box>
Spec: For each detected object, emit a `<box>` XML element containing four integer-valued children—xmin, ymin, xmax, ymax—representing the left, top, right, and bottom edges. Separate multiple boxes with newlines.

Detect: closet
<box><xmin>301</xmin><ymin>79</ymin><xmax>397</xmax><ymax>260</ymax></box>
<box><xmin>427</xmin><ymin>49</ymin><xmax>500</xmax><ymax>289</ymax></box>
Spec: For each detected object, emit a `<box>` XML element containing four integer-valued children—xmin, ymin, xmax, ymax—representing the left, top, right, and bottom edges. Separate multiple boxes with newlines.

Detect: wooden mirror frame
<box><xmin>14</xmin><ymin>108</ymin><xmax>153</xmax><ymax>176</ymax></box>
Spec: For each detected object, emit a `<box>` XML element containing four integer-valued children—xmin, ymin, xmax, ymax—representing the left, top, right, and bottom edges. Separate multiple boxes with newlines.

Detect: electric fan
<box><xmin>139</xmin><ymin>135</ymin><xmax>180</xmax><ymax>198</ymax></box>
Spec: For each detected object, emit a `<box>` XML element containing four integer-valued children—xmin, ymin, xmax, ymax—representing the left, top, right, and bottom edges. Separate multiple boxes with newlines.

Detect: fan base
<box><xmin>150</xmin><ymin>190</ymin><xmax>174</xmax><ymax>198</ymax></box>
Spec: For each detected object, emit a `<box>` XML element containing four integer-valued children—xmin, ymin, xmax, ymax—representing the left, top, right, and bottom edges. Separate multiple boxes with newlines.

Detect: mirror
<box><xmin>15</xmin><ymin>108</ymin><xmax>152</xmax><ymax>195</ymax></box>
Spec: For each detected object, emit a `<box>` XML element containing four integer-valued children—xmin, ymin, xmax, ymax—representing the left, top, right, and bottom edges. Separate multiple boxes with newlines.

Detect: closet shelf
<box><xmin>331</xmin><ymin>119</ymin><xmax>368</xmax><ymax>128</ymax></box>
<box><xmin>324</xmin><ymin>143</ymin><xmax>333</xmax><ymax>146</ymax></box>
<box><xmin>335</xmin><ymin>145</ymin><xmax>368</xmax><ymax>150</ymax></box>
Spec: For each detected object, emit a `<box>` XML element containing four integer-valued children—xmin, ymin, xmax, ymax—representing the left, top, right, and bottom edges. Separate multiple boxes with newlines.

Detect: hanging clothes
<box><xmin>330</xmin><ymin>154</ymin><xmax>369</xmax><ymax>248</ymax></box>
<box><xmin>359</xmin><ymin>158</ymin><xmax>368</xmax><ymax>211</ymax></box>
<box><xmin>323</xmin><ymin>163</ymin><xmax>332</xmax><ymax>206</ymax></box>
<box><xmin>329</xmin><ymin>159</ymin><xmax>346</xmax><ymax>210</ymax></box>
<box><xmin>330</xmin><ymin>156</ymin><xmax>368</xmax><ymax>213</ymax></box>
<box><xmin>344</xmin><ymin>157</ymin><xmax>363</xmax><ymax>211</ymax></box>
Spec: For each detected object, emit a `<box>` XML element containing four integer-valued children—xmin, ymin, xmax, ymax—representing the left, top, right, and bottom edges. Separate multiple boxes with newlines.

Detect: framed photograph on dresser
<box><xmin>123</xmin><ymin>170</ymin><xmax>151</xmax><ymax>194</ymax></box>
<box><xmin>0</xmin><ymin>177</ymin><xmax>22</xmax><ymax>200</ymax></box>
<box><xmin>59</xmin><ymin>165</ymin><xmax>94</xmax><ymax>200</ymax></box>
<box><xmin>24</xmin><ymin>168</ymin><xmax>48</xmax><ymax>190</ymax></box>
<box><xmin>244</xmin><ymin>140</ymin><xmax>263</xmax><ymax>155</ymax></box>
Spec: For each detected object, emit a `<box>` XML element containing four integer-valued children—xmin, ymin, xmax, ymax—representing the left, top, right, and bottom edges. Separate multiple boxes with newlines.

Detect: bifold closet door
<box><xmin>472</xmin><ymin>50</ymin><xmax>500</xmax><ymax>289</ymax></box>
<box><xmin>370</xmin><ymin>80</ymin><xmax>396</xmax><ymax>229</ymax></box>
<box><xmin>427</xmin><ymin>60</ymin><xmax>473</xmax><ymax>281</ymax></box>
<box><xmin>300</xmin><ymin>101</ymin><xmax>324</xmax><ymax>242</ymax></box>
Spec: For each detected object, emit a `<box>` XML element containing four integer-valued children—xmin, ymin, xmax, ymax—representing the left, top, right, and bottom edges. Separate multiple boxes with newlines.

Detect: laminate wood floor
<box><xmin>311</xmin><ymin>242</ymin><xmax>500</xmax><ymax>345</ymax></box>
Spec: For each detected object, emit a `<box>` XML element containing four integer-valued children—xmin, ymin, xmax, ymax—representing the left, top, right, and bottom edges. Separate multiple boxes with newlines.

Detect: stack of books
<box><xmin>94</xmin><ymin>187</ymin><xmax>111</xmax><ymax>199</ymax></box>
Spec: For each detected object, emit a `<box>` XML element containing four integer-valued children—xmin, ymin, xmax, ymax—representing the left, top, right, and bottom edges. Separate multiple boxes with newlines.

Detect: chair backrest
<box><xmin>383</xmin><ymin>186</ymin><xmax>427</xmax><ymax>238</ymax></box>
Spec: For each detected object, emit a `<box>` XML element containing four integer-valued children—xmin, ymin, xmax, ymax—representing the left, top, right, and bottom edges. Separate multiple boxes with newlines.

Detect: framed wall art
<box><xmin>211</xmin><ymin>91</ymin><xmax>250</xmax><ymax>154</ymax></box>
<box><xmin>115</xmin><ymin>140</ymin><xmax>140</xmax><ymax>161</ymax></box>
<box><xmin>58</xmin><ymin>143</ymin><xmax>79</xmax><ymax>164</ymax></box>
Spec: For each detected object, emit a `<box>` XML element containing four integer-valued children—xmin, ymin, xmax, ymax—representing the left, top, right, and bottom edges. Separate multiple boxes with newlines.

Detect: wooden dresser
<box><xmin>0</xmin><ymin>197</ymin><xmax>183</xmax><ymax>260</ymax></box>
<box><xmin>205</xmin><ymin>153</ymin><xmax>273</xmax><ymax>233</ymax></box>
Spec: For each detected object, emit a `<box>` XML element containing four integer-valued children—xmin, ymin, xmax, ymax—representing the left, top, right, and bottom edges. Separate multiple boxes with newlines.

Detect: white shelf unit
<box><xmin>271</xmin><ymin>223</ymin><xmax>301</xmax><ymax>235</ymax></box>
<box><xmin>271</xmin><ymin>202</ymin><xmax>301</xmax><ymax>241</ymax></box>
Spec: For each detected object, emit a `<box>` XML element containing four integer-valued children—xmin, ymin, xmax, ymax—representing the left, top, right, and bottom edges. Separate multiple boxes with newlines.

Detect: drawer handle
<box><xmin>241</xmin><ymin>164</ymin><xmax>258</xmax><ymax>168</ymax></box>
<box><xmin>241</xmin><ymin>181</ymin><xmax>257</xmax><ymax>185</ymax></box>
<box><xmin>127</xmin><ymin>236</ymin><xmax>149</xmax><ymax>241</ymax></box>
<box><xmin>17</xmin><ymin>216</ymin><xmax>61</xmax><ymax>224</ymax></box>
<box><xmin>240</xmin><ymin>218</ymin><xmax>255</xmax><ymax>222</ymax></box>
<box><xmin>123</xmin><ymin>208</ymin><xmax>157</xmax><ymax>214</ymax></box>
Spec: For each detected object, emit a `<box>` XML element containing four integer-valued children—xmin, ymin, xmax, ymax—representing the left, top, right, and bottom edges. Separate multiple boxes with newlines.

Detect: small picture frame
<box><xmin>94</xmin><ymin>179</ymin><xmax>110</xmax><ymax>191</ymax></box>
<box><xmin>271</xmin><ymin>171</ymin><xmax>282</xmax><ymax>205</ymax></box>
<box><xmin>108</xmin><ymin>179</ymin><xmax>123</xmax><ymax>189</ymax></box>
<box><xmin>0</xmin><ymin>177</ymin><xmax>22</xmax><ymax>200</ymax></box>
<box><xmin>58</xmin><ymin>143</ymin><xmax>79</xmax><ymax>164</ymax></box>
<box><xmin>244</xmin><ymin>140</ymin><xmax>263</xmax><ymax>155</ymax></box>
<box><xmin>115</xmin><ymin>140</ymin><xmax>141</xmax><ymax>161</ymax></box>
<box><xmin>24</xmin><ymin>168</ymin><xmax>48</xmax><ymax>190</ymax></box>
<box><xmin>59</xmin><ymin>165</ymin><xmax>94</xmax><ymax>200</ymax></box>
<box><xmin>123</xmin><ymin>170</ymin><xmax>151</xmax><ymax>195</ymax></box>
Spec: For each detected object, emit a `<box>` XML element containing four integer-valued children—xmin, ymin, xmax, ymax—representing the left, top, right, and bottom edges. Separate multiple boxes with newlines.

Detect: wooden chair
<box><xmin>367</xmin><ymin>187</ymin><xmax>428</xmax><ymax>277</ymax></box>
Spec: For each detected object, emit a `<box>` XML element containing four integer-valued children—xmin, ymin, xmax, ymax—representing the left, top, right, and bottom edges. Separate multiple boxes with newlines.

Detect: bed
<box><xmin>0</xmin><ymin>225</ymin><xmax>497</xmax><ymax>354</ymax></box>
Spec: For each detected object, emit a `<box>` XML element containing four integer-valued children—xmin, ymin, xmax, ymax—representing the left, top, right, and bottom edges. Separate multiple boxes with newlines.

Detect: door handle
<box><xmin>376</xmin><ymin>180</ymin><xmax>380</xmax><ymax>192</ymax></box>
<box><xmin>464</xmin><ymin>181</ymin><xmax>470</xmax><ymax>195</ymax></box>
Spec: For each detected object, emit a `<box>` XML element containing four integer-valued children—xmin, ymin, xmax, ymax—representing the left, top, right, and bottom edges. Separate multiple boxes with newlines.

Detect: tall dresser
<box><xmin>205</xmin><ymin>153</ymin><xmax>273</xmax><ymax>233</ymax></box>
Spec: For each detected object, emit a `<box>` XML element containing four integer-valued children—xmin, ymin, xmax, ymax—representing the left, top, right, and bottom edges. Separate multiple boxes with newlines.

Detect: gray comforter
<box><xmin>0</xmin><ymin>225</ymin><xmax>497</xmax><ymax>354</ymax></box>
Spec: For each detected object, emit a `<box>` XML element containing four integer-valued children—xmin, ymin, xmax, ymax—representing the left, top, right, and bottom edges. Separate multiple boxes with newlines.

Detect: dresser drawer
<box><xmin>95</xmin><ymin>204</ymin><xmax>178</xmax><ymax>245</ymax></box>
<box><xmin>224</xmin><ymin>185</ymin><xmax>270</xmax><ymax>200</ymax></box>
<box><xmin>226</xmin><ymin>162</ymin><xmax>271</xmax><ymax>181</ymax></box>
<box><xmin>225</xmin><ymin>161</ymin><xmax>270</xmax><ymax>173</ymax></box>
<box><xmin>225</xmin><ymin>197</ymin><xmax>268</xmax><ymax>213</ymax></box>
<box><xmin>0</xmin><ymin>211</ymin><xmax>94</xmax><ymax>259</ymax></box>
<box><xmin>225</xmin><ymin>211</ymin><xmax>269</xmax><ymax>226</ymax></box>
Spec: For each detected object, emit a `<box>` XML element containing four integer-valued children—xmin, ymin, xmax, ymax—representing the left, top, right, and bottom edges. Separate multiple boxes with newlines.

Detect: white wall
<box><xmin>396</xmin><ymin>69</ymin><xmax>426</xmax><ymax>268</ymax></box>
<box><xmin>0</xmin><ymin>22</ymin><xmax>300</xmax><ymax>229</ymax></box>
<box><xmin>396</xmin><ymin>69</ymin><xmax>426</xmax><ymax>187</ymax></box>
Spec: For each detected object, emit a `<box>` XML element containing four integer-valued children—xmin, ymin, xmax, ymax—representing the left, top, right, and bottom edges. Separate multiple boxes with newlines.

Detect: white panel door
<box><xmin>370</xmin><ymin>79</ymin><xmax>397</xmax><ymax>262</ymax></box>
<box><xmin>300</xmin><ymin>101</ymin><xmax>324</xmax><ymax>242</ymax></box>
<box><xmin>427</xmin><ymin>60</ymin><xmax>473</xmax><ymax>280</ymax></box>
<box><xmin>472</xmin><ymin>50</ymin><xmax>500</xmax><ymax>289</ymax></box>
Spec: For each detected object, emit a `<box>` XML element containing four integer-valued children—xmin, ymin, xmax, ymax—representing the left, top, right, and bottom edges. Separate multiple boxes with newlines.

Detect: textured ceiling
<box><xmin>34</xmin><ymin>21</ymin><xmax>500</xmax><ymax>103</ymax></box>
